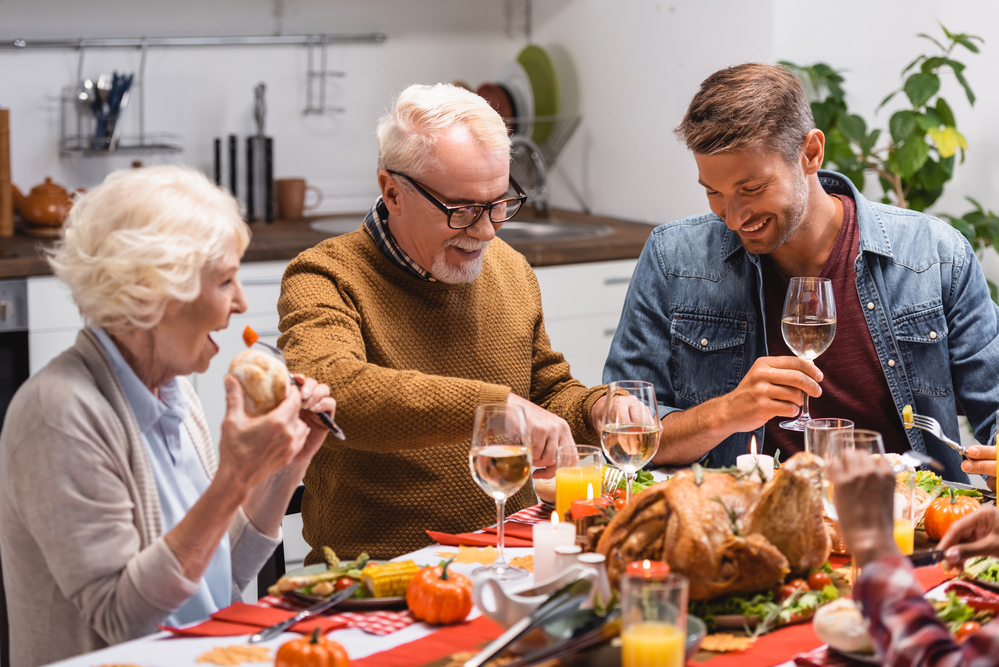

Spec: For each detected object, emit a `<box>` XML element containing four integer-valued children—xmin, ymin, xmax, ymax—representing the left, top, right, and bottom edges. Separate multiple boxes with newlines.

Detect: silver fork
<box><xmin>908</xmin><ymin>413</ymin><xmax>967</xmax><ymax>458</ymax></box>
<box><xmin>601</xmin><ymin>467</ymin><xmax>625</xmax><ymax>495</ymax></box>
<box><xmin>248</xmin><ymin>334</ymin><xmax>346</xmax><ymax>441</ymax></box>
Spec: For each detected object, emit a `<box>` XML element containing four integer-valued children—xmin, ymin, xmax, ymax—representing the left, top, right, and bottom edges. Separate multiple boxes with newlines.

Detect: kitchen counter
<box><xmin>0</xmin><ymin>209</ymin><xmax>653</xmax><ymax>279</ymax></box>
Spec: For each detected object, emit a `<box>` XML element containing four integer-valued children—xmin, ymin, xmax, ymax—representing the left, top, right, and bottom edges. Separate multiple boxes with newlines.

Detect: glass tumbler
<box><xmin>620</xmin><ymin>573</ymin><xmax>689</xmax><ymax>667</ymax></box>
<box><xmin>555</xmin><ymin>444</ymin><xmax>603</xmax><ymax>521</ymax></box>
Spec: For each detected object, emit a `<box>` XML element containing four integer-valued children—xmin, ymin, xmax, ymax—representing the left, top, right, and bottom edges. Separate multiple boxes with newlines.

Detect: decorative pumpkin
<box><xmin>275</xmin><ymin>627</ymin><xmax>350</xmax><ymax>667</ymax></box>
<box><xmin>406</xmin><ymin>558</ymin><xmax>473</xmax><ymax>625</ymax></box>
<box><xmin>924</xmin><ymin>487</ymin><xmax>980</xmax><ymax>541</ymax></box>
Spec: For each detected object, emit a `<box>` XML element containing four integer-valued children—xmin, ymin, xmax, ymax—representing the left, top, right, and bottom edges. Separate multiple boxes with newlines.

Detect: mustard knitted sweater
<box><xmin>278</xmin><ymin>229</ymin><xmax>605</xmax><ymax>560</ymax></box>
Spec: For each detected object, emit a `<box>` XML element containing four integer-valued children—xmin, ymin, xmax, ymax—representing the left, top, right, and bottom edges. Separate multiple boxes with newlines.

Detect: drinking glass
<box><xmin>804</xmin><ymin>418</ymin><xmax>854</xmax><ymax>458</ymax></box>
<box><xmin>601</xmin><ymin>381</ymin><xmax>661</xmax><ymax>504</ymax></box>
<box><xmin>894</xmin><ymin>462</ymin><xmax>916</xmax><ymax>556</ymax></box>
<box><xmin>620</xmin><ymin>573</ymin><xmax>689</xmax><ymax>667</ymax></box>
<box><xmin>822</xmin><ymin>429</ymin><xmax>885</xmax><ymax>521</ymax></box>
<box><xmin>555</xmin><ymin>444</ymin><xmax>603</xmax><ymax>521</ymax></box>
<box><xmin>779</xmin><ymin>277</ymin><xmax>836</xmax><ymax>431</ymax></box>
<box><xmin>468</xmin><ymin>403</ymin><xmax>531</xmax><ymax>581</ymax></box>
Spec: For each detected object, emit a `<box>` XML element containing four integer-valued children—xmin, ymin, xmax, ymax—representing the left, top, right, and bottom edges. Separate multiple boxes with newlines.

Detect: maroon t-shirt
<box><xmin>761</xmin><ymin>194</ymin><xmax>910</xmax><ymax>456</ymax></box>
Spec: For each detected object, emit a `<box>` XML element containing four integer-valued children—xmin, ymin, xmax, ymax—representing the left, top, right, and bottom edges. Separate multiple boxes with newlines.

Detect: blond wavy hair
<box><xmin>48</xmin><ymin>165</ymin><xmax>250</xmax><ymax>334</ymax></box>
<box><xmin>376</xmin><ymin>83</ymin><xmax>511</xmax><ymax>179</ymax></box>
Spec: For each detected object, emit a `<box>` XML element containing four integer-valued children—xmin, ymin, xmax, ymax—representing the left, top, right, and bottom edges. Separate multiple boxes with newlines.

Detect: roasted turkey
<box><xmin>596</xmin><ymin>452</ymin><xmax>831</xmax><ymax>600</ymax></box>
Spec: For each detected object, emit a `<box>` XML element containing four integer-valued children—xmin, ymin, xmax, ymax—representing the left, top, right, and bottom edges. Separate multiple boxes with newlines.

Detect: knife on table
<box><xmin>908</xmin><ymin>549</ymin><xmax>948</xmax><ymax>567</ymax></box>
<box><xmin>248</xmin><ymin>582</ymin><xmax>358</xmax><ymax>644</ymax></box>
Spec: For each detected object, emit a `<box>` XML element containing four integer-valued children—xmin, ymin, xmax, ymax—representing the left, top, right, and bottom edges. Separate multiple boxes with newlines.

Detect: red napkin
<box><xmin>426</xmin><ymin>530</ymin><xmax>533</xmax><ymax>548</ymax></box>
<box><xmin>158</xmin><ymin>602</ymin><xmax>348</xmax><ymax>638</ymax></box>
<box><xmin>480</xmin><ymin>521</ymin><xmax>534</xmax><ymax>541</ymax></box>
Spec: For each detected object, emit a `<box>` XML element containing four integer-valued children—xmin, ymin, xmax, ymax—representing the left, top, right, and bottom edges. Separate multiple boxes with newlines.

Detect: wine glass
<box><xmin>779</xmin><ymin>277</ymin><xmax>836</xmax><ymax>431</ymax></box>
<box><xmin>601</xmin><ymin>381</ymin><xmax>661</xmax><ymax>504</ymax></box>
<box><xmin>468</xmin><ymin>403</ymin><xmax>531</xmax><ymax>581</ymax></box>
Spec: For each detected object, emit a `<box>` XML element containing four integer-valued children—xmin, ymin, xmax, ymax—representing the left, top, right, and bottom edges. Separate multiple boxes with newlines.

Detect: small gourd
<box><xmin>924</xmin><ymin>487</ymin><xmax>979</xmax><ymax>541</ymax></box>
<box><xmin>275</xmin><ymin>627</ymin><xmax>350</xmax><ymax>667</ymax></box>
<box><xmin>406</xmin><ymin>558</ymin><xmax>473</xmax><ymax>625</ymax></box>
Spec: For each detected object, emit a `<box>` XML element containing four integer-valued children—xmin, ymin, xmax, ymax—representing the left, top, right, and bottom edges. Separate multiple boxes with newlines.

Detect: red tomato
<box><xmin>333</xmin><ymin>576</ymin><xmax>356</xmax><ymax>592</ymax></box>
<box><xmin>807</xmin><ymin>571</ymin><xmax>832</xmax><ymax>591</ymax></box>
<box><xmin>610</xmin><ymin>488</ymin><xmax>627</xmax><ymax>511</ymax></box>
<box><xmin>955</xmin><ymin>621</ymin><xmax>981</xmax><ymax>642</ymax></box>
<box><xmin>779</xmin><ymin>579</ymin><xmax>810</xmax><ymax>602</ymax></box>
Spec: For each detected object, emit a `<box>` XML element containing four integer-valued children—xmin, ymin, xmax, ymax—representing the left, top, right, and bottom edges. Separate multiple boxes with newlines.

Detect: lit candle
<box><xmin>532</xmin><ymin>512</ymin><xmax>577</xmax><ymax>582</ymax></box>
<box><xmin>626</xmin><ymin>559</ymin><xmax>671</xmax><ymax>579</ymax></box>
<box><xmin>570</xmin><ymin>483</ymin><xmax>610</xmax><ymax>519</ymax></box>
<box><xmin>736</xmin><ymin>435</ymin><xmax>774</xmax><ymax>482</ymax></box>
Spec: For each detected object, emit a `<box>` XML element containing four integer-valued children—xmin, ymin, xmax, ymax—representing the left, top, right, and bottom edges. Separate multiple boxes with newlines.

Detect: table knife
<box><xmin>248</xmin><ymin>582</ymin><xmax>358</xmax><ymax>644</ymax></box>
<box><xmin>908</xmin><ymin>549</ymin><xmax>947</xmax><ymax>567</ymax></box>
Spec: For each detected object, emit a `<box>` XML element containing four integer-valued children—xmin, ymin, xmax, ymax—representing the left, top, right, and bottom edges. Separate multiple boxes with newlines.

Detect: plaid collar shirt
<box><xmin>362</xmin><ymin>197</ymin><xmax>436</xmax><ymax>282</ymax></box>
<box><xmin>853</xmin><ymin>556</ymin><xmax>999</xmax><ymax>666</ymax></box>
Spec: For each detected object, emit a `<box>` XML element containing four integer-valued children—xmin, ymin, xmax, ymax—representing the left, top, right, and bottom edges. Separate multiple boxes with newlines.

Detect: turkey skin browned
<box><xmin>596</xmin><ymin>452</ymin><xmax>831</xmax><ymax>600</ymax></box>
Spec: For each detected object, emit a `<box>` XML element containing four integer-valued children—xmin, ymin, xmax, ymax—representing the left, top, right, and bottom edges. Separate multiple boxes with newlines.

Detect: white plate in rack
<box><xmin>495</xmin><ymin>59</ymin><xmax>534</xmax><ymax>139</ymax></box>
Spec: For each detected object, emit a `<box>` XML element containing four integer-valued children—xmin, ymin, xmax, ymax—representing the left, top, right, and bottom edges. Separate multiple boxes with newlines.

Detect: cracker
<box><xmin>196</xmin><ymin>645</ymin><xmax>271</xmax><ymax>666</ymax></box>
<box><xmin>700</xmin><ymin>633</ymin><xmax>756</xmax><ymax>653</ymax></box>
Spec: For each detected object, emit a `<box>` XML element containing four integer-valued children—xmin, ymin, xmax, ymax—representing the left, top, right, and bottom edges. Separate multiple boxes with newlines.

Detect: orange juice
<box><xmin>893</xmin><ymin>518</ymin><xmax>914</xmax><ymax>555</ymax></box>
<box><xmin>555</xmin><ymin>466</ymin><xmax>603</xmax><ymax>519</ymax></box>
<box><xmin>621</xmin><ymin>622</ymin><xmax>685</xmax><ymax>667</ymax></box>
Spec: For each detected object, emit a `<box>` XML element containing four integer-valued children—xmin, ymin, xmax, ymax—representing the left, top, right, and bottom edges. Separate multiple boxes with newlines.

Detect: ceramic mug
<box><xmin>276</xmin><ymin>178</ymin><xmax>322</xmax><ymax>220</ymax></box>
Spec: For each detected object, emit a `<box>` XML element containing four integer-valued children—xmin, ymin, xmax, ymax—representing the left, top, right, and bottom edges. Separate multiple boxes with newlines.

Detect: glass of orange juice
<box><xmin>555</xmin><ymin>444</ymin><xmax>603</xmax><ymax>520</ymax></box>
<box><xmin>621</xmin><ymin>572</ymin><xmax>688</xmax><ymax>667</ymax></box>
<box><xmin>893</xmin><ymin>462</ymin><xmax>916</xmax><ymax>556</ymax></box>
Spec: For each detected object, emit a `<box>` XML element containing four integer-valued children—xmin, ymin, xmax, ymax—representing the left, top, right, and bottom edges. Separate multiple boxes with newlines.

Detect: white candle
<box><xmin>532</xmin><ymin>512</ymin><xmax>577</xmax><ymax>582</ymax></box>
<box><xmin>736</xmin><ymin>435</ymin><xmax>774</xmax><ymax>481</ymax></box>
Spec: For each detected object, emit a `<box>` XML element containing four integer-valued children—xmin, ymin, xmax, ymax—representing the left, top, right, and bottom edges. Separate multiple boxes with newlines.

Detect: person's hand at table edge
<box><xmin>829</xmin><ymin>448</ymin><xmax>900</xmax><ymax>569</ymax></box>
<box><xmin>961</xmin><ymin>445</ymin><xmax>997</xmax><ymax>493</ymax></box>
<box><xmin>938</xmin><ymin>505</ymin><xmax>999</xmax><ymax>570</ymax></box>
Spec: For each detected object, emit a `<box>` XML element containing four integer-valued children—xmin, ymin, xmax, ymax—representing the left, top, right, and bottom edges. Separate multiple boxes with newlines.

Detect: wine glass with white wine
<box><xmin>468</xmin><ymin>403</ymin><xmax>531</xmax><ymax>581</ymax></box>
<box><xmin>779</xmin><ymin>277</ymin><xmax>836</xmax><ymax>431</ymax></box>
<box><xmin>601</xmin><ymin>381</ymin><xmax>661</xmax><ymax>504</ymax></box>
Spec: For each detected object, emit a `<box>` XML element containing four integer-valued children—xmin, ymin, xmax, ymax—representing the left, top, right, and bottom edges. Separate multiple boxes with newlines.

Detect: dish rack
<box><xmin>509</xmin><ymin>114</ymin><xmax>588</xmax><ymax>215</ymax></box>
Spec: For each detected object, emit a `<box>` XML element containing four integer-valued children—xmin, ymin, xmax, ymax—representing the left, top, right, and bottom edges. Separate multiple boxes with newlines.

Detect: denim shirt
<box><xmin>604</xmin><ymin>171</ymin><xmax>999</xmax><ymax>482</ymax></box>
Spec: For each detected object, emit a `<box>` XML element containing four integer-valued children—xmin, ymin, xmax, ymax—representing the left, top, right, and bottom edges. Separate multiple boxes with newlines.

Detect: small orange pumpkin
<box><xmin>275</xmin><ymin>627</ymin><xmax>350</xmax><ymax>667</ymax></box>
<box><xmin>924</xmin><ymin>487</ymin><xmax>980</xmax><ymax>541</ymax></box>
<box><xmin>406</xmin><ymin>558</ymin><xmax>473</xmax><ymax>625</ymax></box>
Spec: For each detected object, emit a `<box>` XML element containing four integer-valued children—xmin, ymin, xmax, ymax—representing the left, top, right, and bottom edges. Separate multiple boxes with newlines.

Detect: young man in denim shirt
<box><xmin>604</xmin><ymin>63</ymin><xmax>998</xmax><ymax>484</ymax></box>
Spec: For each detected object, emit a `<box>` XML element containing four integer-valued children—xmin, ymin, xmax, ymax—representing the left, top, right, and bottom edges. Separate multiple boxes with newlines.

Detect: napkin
<box><xmin>506</xmin><ymin>502</ymin><xmax>557</xmax><ymax>524</ymax></box>
<box><xmin>426</xmin><ymin>530</ymin><xmax>533</xmax><ymax>548</ymax></box>
<box><xmin>480</xmin><ymin>521</ymin><xmax>535</xmax><ymax>541</ymax></box>
<box><xmin>158</xmin><ymin>602</ymin><xmax>348</xmax><ymax>638</ymax></box>
<box><xmin>794</xmin><ymin>646</ymin><xmax>872</xmax><ymax>666</ymax></box>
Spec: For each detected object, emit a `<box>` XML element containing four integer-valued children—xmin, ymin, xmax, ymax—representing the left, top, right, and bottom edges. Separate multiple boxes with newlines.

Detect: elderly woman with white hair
<box><xmin>0</xmin><ymin>166</ymin><xmax>336</xmax><ymax>667</ymax></box>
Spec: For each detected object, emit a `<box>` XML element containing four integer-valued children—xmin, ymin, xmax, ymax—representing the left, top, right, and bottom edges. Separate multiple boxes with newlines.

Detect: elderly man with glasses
<box><xmin>278</xmin><ymin>83</ymin><xmax>610</xmax><ymax>560</ymax></box>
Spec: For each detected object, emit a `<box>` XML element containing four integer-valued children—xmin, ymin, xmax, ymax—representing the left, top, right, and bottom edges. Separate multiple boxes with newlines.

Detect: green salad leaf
<box><xmin>689</xmin><ymin>591</ymin><xmax>778</xmax><ymax>631</ymax></box>
<box><xmin>964</xmin><ymin>556</ymin><xmax>999</xmax><ymax>583</ymax></box>
<box><xmin>613</xmin><ymin>468</ymin><xmax>658</xmax><ymax>495</ymax></box>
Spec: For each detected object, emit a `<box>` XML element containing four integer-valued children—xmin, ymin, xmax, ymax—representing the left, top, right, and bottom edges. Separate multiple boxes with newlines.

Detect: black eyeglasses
<box><xmin>387</xmin><ymin>170</ymin><xmax>528</xmax><ymax>230</ymax></box>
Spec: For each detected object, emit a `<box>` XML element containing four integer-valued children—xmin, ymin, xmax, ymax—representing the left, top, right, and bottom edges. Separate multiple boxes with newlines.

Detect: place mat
<box><xmin>426</xmin><ymin>530</ymin><xmax>533</xmax><ymax>548</ymax></box>
<box><xmin>259</xmin><ymin>596</ymin><xmax>417</xmax><ymax>636</ymax></box>
<box><xmin>353</xmin><ymin>615</ymin><xmax>504</xmax><ymax>667</ymax></box>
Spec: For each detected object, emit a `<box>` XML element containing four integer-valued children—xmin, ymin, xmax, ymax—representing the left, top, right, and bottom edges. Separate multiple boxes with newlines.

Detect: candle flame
<box><xmin>643</xmin><ymin>559</ymin><xmax>651</xmax><ymax>570</ymax></box>
<box><xmin>551</xmin><ymin>511</ymin><xmax>559</xmax><ymax>527</ymax></box>
<box><xmin>750</xmin><ymin>435</ymin><xmax>758</xmax><ymax>456</ymax></box>
<box><xmin>586</xmin><ymin>483</ymin><xmax>594</xmax><ymax>501</ymax></box>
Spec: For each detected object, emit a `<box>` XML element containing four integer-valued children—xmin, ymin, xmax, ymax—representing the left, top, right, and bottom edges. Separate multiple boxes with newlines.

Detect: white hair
<box><xmin>376</xmin><ymin>83</ymin><xmax>511</xmax><ymax>180</ymax></box>
<box><xmin>47</xmin><ymin>165</ymin><xmax>250</xmax><ymax>335</ymax></box>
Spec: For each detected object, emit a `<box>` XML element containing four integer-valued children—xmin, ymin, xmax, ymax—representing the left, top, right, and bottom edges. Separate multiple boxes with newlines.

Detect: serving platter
<box><xmin>281</xmin><ymin>562</ymin><xmax>408</xmax><ymax>610</ymax></box>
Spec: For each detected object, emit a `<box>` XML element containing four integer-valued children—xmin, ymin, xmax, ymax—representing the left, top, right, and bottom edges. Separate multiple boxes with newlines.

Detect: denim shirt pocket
<box><xmin>669</xmin><ymin>309</ymin><xmax>749</xmax><ymax>405</ymax></box>
<box><xmin>893</xmin><ymin>300</ymin><xmax>952</xmax><ymax>397</ymax></box>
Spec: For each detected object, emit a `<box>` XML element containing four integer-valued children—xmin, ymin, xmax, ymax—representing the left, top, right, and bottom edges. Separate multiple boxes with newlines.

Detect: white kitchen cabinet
<box><xmin>534</xmin><ymin>259</ymin><xmax>637</xmax><ymax>387</ymax></box>
<box><xmin>27</xmin><ymin>275</ymin><xmax>84</xmax><ymax>374</ymax></box>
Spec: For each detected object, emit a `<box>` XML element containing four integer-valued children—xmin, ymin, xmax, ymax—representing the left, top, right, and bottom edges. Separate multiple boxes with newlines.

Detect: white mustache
<box><xmin>444</xmin><ymin>238</ymin><xmax>490</xmax><ymax>252</ymax></box>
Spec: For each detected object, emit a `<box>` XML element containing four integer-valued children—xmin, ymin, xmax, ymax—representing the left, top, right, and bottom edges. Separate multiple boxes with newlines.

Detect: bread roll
<box><xmin>228</xmin><ymin>349</ymin><xmax>290</xmax><ymax>416</ymax></box>
<box><xmin>534</xmin><ymin>476</ymin><xmax>556</xmax><ymax>504</ymax></box>
<box><xmin>812</xmin><ymin>598</ymin><xmax>874</xmax><ymax>654</ymax></box>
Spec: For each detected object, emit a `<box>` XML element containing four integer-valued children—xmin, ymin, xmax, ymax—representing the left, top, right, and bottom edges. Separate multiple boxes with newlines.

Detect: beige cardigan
<box><xmin>0</xmin><ymin>329</ymin><xmax>279</xmax><ymax>667</ymax></box>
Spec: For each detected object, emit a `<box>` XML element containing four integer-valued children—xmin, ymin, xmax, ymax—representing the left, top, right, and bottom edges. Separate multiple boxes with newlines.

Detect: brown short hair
<box><xmin>675</xmin><ymin>63</ymin><xmax>814</xmax><ymax>164</ymax></box>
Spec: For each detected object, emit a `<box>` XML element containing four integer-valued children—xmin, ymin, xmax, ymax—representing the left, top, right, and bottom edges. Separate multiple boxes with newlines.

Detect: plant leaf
<box><xmin>860</xmin><ymin>128</ymin><xmax>881</xmax><ymax>156</ymax></box>
<box><xmin>928</xmin><ymin>126</ymin><xmax>967</xmax><ymax>158</ymax></box>
<box><xmin>839</xmin><ymin>114</ymin><xmax>867</xmax><ymax>144</ymax></box>
<box><xmin>889</xmin><ymin>110</ymin><xmax>917</xmax><ymax>144</ymax></box>
<box><xmin>917</xmin><ymin>32</ymin><xmax>947</xmax><ymax>51</ymax></box>
<box><xmin>878</xmin><ymin>89</ymin><xmax>900</xmax><ymax>110</ymax></box>
<box><xmin>916</xmin><ymin>110</ymin><xmax>942</xmax><ymax>131</ymax></box>
<box><xmin>920</xmin><ymin>56</ymin><xmax>947</xmax><ymax>74</ymax></box>
<box><xmin>904</xmin><ymin>72</ymin><xmax>941</xmax><ymax>108</ymax></box>
<box><xmin>956</xmin><ymin>35</ymin><xmax>981</xmax><ymax>53</ymax></box>
<box><xmin>945</xmin><ymin>215</ymin><xmax>976</xmax><ymax>243</ymax></box>
<box><xmin>937</xmin><ymin>98</ymin><xmax>956</xmax><ymax>128</ymax></box>
<box><xmin>901</xmin><ymin>54</ymin><xmax>924</xmax><ymax>75</ymax></box>
<box><xmin>896</xmin><ymin>135</ymin><xmax>931</xmax><ymax>179</ymax></box>
<box><xmin>953</xmin><ymin>68</ymin><xmax>976</xmax><ymax>106</ymax></box>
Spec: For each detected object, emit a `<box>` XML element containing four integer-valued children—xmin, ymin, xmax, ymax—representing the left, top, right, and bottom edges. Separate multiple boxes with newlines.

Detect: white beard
<box><xmin>431</xmin><ymin>238</ymin><xmax>490</xmax><ymax>284</ymax></box>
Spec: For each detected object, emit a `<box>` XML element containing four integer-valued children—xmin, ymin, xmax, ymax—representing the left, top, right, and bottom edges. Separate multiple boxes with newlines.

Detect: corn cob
<box><xmin>361</xmin><ymin>561</ymin><xmax>420</xmax><ymax>597</ymax></box>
